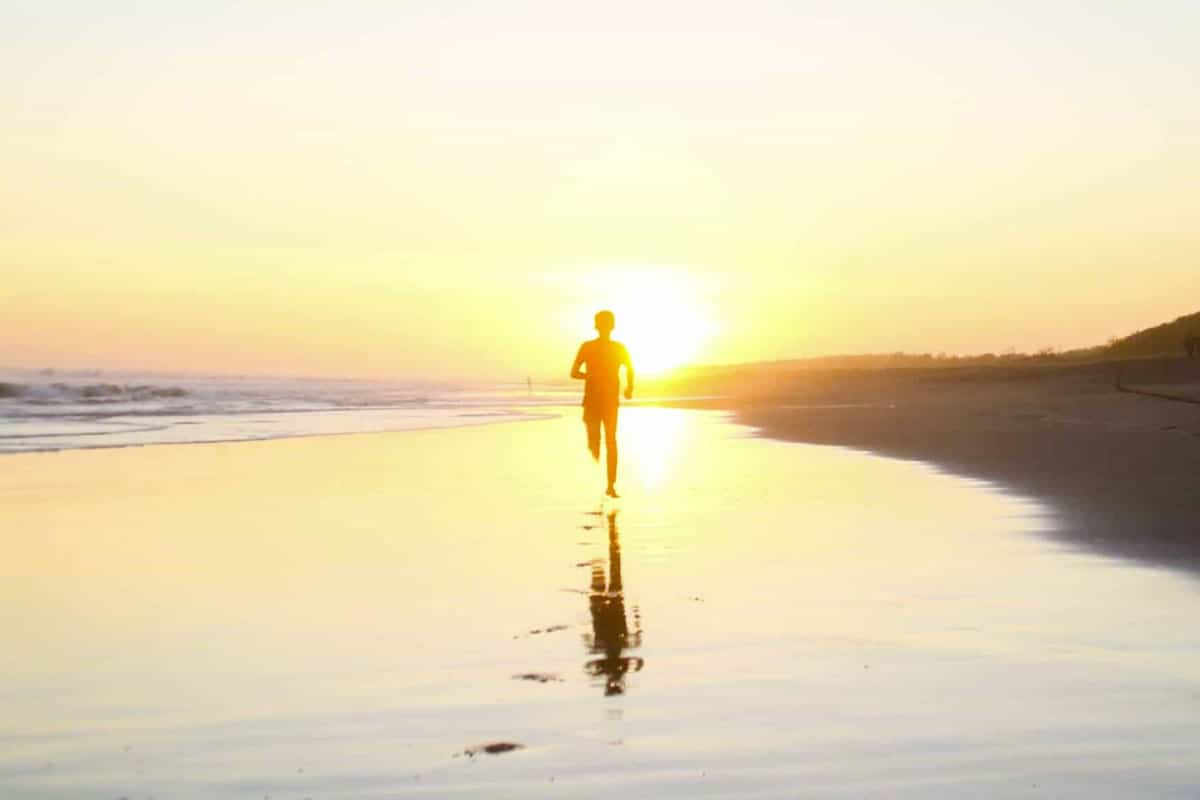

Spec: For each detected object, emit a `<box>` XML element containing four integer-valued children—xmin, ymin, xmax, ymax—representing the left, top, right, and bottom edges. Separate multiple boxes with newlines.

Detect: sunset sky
<box><xmin>4</xmin><ymin>2</ymin><xmax>1199</xmax><ymax>380</ymax></box>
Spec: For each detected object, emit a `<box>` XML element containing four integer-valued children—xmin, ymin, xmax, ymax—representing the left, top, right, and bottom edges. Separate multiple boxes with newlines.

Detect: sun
<box><xmin>572</xmin><ymin>267</ymin><xmax>716</xmax><ymax>375</ymax></box>
<box><xmin>619</xmin><ymin>296</ymin><xmax>710</xmax><ymax>375</ymax></box>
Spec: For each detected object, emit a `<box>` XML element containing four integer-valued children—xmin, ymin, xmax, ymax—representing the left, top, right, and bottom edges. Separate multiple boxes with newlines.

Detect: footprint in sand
<box><xmin>514</xmin><ymin>624</ymin><xmax>571</xmax><ymax>639</ymax></box>
<box><xmin>461</xmin><ymin>742</ymin><xmax>524</xmax><ymax>757</ymax></box>
<box><xmin>512</xmin><ymin>672</ymin><xmax>564</xmax><ymax>683</ymax></box>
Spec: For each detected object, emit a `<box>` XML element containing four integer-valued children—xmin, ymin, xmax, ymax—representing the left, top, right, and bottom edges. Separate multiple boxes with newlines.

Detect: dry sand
<box><xmin>680</xmin><ymin>357</ymin><xmax>1200</xmax><ymax>574</ymax></box>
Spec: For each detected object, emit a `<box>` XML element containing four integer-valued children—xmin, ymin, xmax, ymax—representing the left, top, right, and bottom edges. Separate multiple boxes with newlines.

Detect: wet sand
<box><xmin>672</xmin><ymin>358</ymin><xmax>1200</xmax><ymax>575</ymax></box>
<box><xmin>3</xmin><ymin>409</ymin><xmax>1200</xmax><ymax>798</ymax></box>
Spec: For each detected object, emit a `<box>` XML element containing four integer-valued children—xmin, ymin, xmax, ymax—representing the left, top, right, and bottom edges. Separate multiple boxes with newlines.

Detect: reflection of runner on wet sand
<box><xmin>584</xmin><ymin>511</ymin><xmax>643</xmax><ymax>696</ymax></box>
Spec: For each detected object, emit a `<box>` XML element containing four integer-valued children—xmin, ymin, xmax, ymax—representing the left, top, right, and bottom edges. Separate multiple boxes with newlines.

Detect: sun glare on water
<box><xmin>572</xmin><ymin>268</ymin><xmax>716</xmax><ymax>375</ymax></box>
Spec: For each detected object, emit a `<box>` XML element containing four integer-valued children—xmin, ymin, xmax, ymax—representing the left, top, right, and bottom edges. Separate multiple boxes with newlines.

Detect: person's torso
<box><xmin>582</xmin><ymin>339</ymin><xmax>625</xmax><ymax>403</ymax></box>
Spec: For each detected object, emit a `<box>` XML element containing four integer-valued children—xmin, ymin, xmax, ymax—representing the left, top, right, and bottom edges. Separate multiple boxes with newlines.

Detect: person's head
<box><xmin>594</xmin><ymin>310</ymin><xmax>615</xmax><ymax>336</ymax></box>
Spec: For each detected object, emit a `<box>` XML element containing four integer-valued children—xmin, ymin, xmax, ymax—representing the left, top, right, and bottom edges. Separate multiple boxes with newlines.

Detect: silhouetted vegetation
<box><xmin>640</xmin><ymin>309</ymin><xmax>1200</xmax><ymax>399</ymax></box>
<box><xmin>1104</xmin><ymin>310</ymin><xmax>1200</xmax><ymax>360</ymax></box>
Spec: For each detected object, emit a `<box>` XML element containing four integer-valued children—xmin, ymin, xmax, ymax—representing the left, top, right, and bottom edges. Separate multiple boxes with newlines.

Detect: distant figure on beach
<box><xmin>571</xmin><ymin>310</ymin><xmax>634</xmax><ymax>498</ymax></box>
<box><xmin>1185</xmin><ymin>332</ymin><xmax>1199</xmax><ymax>359</ymax></box>
<box><xmin>584</xmin><ymin>511</ymin><xmax>643</xmax><ymax>695</ymax></box>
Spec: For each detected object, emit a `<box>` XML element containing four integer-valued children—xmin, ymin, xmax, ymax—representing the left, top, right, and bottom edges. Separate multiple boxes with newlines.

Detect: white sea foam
<box><xmin>0</xmin><ymin>368</ymin><xmax>572</xmax><ymax>453</ymax></box>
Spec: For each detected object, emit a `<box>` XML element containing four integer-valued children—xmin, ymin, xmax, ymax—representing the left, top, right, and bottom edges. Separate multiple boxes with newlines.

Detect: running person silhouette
<box><xmin>571</xmin><ymin>310</ymin><xmax>634</xmax><ymax>497</ymax></box>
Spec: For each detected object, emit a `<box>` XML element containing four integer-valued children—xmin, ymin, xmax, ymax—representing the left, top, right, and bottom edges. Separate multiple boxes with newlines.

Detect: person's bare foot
<box><xmin>606</xmin><ymin>486</ymin><xmax>620</xmax><ymax>498</ymax></box>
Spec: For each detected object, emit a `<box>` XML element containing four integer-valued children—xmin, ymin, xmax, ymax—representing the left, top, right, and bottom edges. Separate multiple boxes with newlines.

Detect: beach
<box><xmin>3</xmin><ymin>407</ymin><xmax>1200</xmax><ymax>798</ymax></box>
<box><xmin>7</xmin><ymin>2</ymin><xmax>1199</xmax><ymax>795</ymax></box>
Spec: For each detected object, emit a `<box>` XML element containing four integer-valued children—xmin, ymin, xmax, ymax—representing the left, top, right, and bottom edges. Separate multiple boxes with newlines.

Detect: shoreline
<box><xmin>663</xmin><ymin>358</ymin><xmax>1200</xmax><ymax>578</ymax></box>
<box><xmin>0</xmin><ymin>407</ymin><xmax>556</xmax><ymax>457</ymax></box>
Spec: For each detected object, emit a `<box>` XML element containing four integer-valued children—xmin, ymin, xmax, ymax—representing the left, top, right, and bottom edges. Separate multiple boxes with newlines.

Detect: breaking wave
<box><xmin>0</xmin><ymin>369</ymin><xmax>566</xmax><ymax>454</ymax></box>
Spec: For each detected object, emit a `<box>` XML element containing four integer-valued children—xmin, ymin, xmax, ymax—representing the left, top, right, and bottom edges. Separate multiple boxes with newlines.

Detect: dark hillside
<box><xmin>1105</xmin><ymin>310</ymin><xmax>1200</xmax><ymax>359</ymax></box>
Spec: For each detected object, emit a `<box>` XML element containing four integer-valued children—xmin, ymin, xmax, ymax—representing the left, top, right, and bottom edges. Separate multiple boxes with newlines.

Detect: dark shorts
<box><xmin>582</xmin><ymin>401</ymin><xmax>618</xmax><ymax>426</ymax></box>
<box><xmin>583</xmin><ymin>402</ymin><xmax>618</xmax><ymax>450</ymax></box>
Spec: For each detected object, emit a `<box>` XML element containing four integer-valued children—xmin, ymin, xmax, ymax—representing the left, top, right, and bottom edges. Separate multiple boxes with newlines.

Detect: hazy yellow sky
<box><xmin>4</xmin><ymin>2</ymin><xmax>1199</xmax><ymax>380</ymax></box>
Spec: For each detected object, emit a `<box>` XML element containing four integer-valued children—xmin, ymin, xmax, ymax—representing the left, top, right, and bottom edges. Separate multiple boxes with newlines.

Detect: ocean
<box><xmin>0</xmin><ymin>368</ymin><xmax>563</xmax><ymax>454</ymax></box>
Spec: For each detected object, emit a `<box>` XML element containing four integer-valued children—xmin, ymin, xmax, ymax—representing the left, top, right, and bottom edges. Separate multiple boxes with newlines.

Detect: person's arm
<box><xmin>570</xmin><ymin>344</ymin><xmax>587</xmax><ymax>380</ymax></box>
<box><xmin>622</xmin><ymin>346</ymin><xmax>635</xmax><ymax>399</ymax></box>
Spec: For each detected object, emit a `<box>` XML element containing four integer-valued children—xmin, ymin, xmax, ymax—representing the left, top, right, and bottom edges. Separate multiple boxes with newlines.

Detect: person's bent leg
<box><xmin>585</xmin><ymin>414</ymin><xmax>601</xmax><ymax>462</ymax></box>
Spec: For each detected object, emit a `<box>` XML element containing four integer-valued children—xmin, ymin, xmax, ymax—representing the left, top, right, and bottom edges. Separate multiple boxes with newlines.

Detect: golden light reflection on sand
<box><xmin>621</xmin><ymin>406</ymin><xmax>689</xmax><ymax>490</ymax></box>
